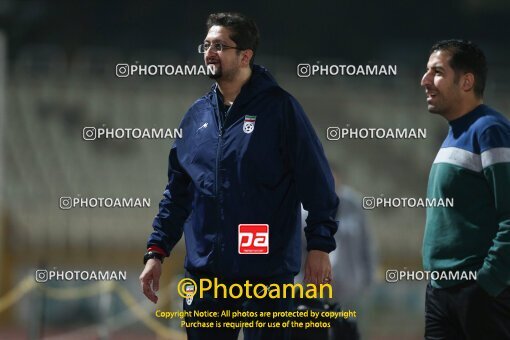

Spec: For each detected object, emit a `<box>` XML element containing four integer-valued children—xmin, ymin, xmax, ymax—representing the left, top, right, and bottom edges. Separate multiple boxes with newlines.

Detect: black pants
<box><xmin>183</xmin><ymin>271</ymin><xmax>293</xmax><ymax>340</ymax></box>
<box><xmin>425</xmin><ymin>281</ymin><xmax>510</xmax><ymax>340</ymax></box>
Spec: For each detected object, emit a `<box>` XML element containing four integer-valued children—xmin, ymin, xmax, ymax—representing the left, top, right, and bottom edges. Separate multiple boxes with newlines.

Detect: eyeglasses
<box><xmin>198</xmin><ymin>42</ymin><xmax>241</xmax><ymax>53</ymax></box>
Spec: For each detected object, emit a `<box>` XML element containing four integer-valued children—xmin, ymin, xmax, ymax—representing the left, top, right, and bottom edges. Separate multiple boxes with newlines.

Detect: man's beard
<box><xmin>208</xmin><ymin>70</ymin><xmax>222</xmax><ymax>79</ymax></box>
<box><xmin>208</xmin><ymin>65</ymin><xmax>238</xmax><ymax>81</ymax></box>
<box><xmin>207</xmin><ymin>64</ymin><xmax>222</xmax><ymax>79</ymax></box>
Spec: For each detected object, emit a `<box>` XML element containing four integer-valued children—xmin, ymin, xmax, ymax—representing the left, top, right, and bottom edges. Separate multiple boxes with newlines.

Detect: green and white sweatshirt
<box><xmin>423</xmin><ymin>104</ymin><xmax>510</xmax><ymax>296</ymax></box>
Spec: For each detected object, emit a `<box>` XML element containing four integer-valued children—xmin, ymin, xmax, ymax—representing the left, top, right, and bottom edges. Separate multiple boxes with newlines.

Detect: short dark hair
<box><xmin>430</xmin><ymin>39</ymin><xmax>487</xmax><ymax>98</ymax></box>
<box><xmin>206</xmin><ymin>12</ymin><xmax>259</xmax><ymax>67</ymax></box>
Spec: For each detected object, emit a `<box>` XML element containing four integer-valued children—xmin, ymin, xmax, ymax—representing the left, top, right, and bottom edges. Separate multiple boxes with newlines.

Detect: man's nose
<box><xmin>205</xmin><ymin>46</ymin><xmax>217</xmax><ymax>58</ymax></box>
<box><xmin>421</xmin><ymin>72</ymin><xmax>431</xmax><ymax>87</ymax></box>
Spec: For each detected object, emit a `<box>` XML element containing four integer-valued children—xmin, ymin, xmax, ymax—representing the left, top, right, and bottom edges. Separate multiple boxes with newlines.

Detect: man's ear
<box><xmin>462</xmin><ymin>73</ymin><xmax>475</xmax><ymax>93</ymax></box>
<box><xmin>241</xmin><ymin>49</ymin><xmax>254</xmax><ymax>67</ymax></box>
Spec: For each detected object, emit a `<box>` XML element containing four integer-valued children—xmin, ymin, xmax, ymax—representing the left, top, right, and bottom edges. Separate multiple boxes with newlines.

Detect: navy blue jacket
<box><xmin>148</xmin><ymin>65</ymin><xmax>339</xmax><ymax>279</ymax></box>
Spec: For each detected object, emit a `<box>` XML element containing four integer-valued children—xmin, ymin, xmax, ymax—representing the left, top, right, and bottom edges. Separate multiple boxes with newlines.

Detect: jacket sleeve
<box><xmin>284</xmin><ymin>95</ymin><xmax>339</xmax><ymax>253</ymax></box>
<box><xmin>147</xmin><ymin>144</ymin><xmax>192</xmax><ymax>256</ymax></box>
<box><xmin>476</xmin><ymin>124</ymin><xmax>510</xmax><ymax>296</ymax></box>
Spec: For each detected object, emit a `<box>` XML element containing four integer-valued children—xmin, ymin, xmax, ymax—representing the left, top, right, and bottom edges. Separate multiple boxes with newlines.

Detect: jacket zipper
<box><xmin>213</xmin><ymin>95</ymin><xmax>233</xmax><ymax>272</ymax></box>
<box><xmin>215</xmin><ymin>101</ymin><xmax>232</xmax><ymax>196</ymax></box>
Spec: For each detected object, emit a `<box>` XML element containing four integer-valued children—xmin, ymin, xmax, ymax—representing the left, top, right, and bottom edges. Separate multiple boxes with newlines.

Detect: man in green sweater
<box><xmin>421</xmin><ymin>39</ymin><xmax>510</xmax><ymax>339</ymax></box>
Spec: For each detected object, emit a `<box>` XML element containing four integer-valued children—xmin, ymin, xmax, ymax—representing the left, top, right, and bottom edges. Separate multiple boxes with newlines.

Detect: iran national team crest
<box><xmin>185</xmin><ymin>284</ymin><xmax>196</xmax><ymax>305</ymax></box>
<box><xmin>243</xmin><ymin>115</ymin><xmax>256</xmax><ymax>134</ymax></box>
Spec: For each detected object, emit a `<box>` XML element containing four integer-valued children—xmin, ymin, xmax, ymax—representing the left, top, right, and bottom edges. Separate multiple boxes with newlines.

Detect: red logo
<box><xmin>238</xmin><ymin>224</ymin><xmax>269</xmax><ymax>254</ymax></box>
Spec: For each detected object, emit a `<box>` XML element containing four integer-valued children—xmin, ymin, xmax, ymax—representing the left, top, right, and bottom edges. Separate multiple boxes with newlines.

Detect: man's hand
<box><xmin>304</xmin><ymin>250</ymin><xmax>332</xmax><ymax>285</ymax></box>
<box><xmin>139</xmin><ymin>258</ymin><xmax>162</xmax><ymax>304</ymax></box>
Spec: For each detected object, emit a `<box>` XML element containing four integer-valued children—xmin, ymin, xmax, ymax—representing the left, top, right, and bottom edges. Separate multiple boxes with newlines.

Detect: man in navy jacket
<box><xmin>140</xmin><ymin>12</ymin><xmax>339</xmax><ymax>339</ymax></box>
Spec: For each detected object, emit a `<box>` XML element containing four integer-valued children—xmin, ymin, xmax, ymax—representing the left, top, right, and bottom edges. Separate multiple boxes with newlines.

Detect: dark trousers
<box><xmin>183</xmin><ymin>271</ymin><xmax>293</xmax><ymax>340</ymax></box>
<box><xmin>425</xmin><ymin>281</ymin><xmax>510</xmax><ymax>340</ymax></box>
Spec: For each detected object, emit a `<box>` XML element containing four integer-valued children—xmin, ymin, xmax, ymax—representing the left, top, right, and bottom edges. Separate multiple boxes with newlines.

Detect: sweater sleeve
<box><xmin>476</xmin><ymin>123</ymin><xmax>510</xmax><ymax>296</ymax></box>
<box><xmin>146</xmin><ymin>144</ymin><xmax>192</xmax><ymax>256</ymax></box>
<box><xmin>285</xmin><ymin>96</ymin><xmax>339</xmax><ymax>253</ymax></box>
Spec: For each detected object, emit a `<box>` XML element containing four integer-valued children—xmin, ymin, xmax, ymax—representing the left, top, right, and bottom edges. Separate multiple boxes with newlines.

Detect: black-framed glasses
<box><xmin>198</xmin><ymin>42</ymin><xmax>241</xmax><ymax>53</ymax></box>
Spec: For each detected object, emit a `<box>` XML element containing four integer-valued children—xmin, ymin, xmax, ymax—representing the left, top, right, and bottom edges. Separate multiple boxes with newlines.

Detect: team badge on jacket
<box><xmin>185</xmin><ymin>283</ymin><xmax>195</xmax><ymax>305</ymax></box>
<box><xmin>243</xmin><ymin>115</ymin><xmax>257</xmax><ymax>134</ymax></box>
